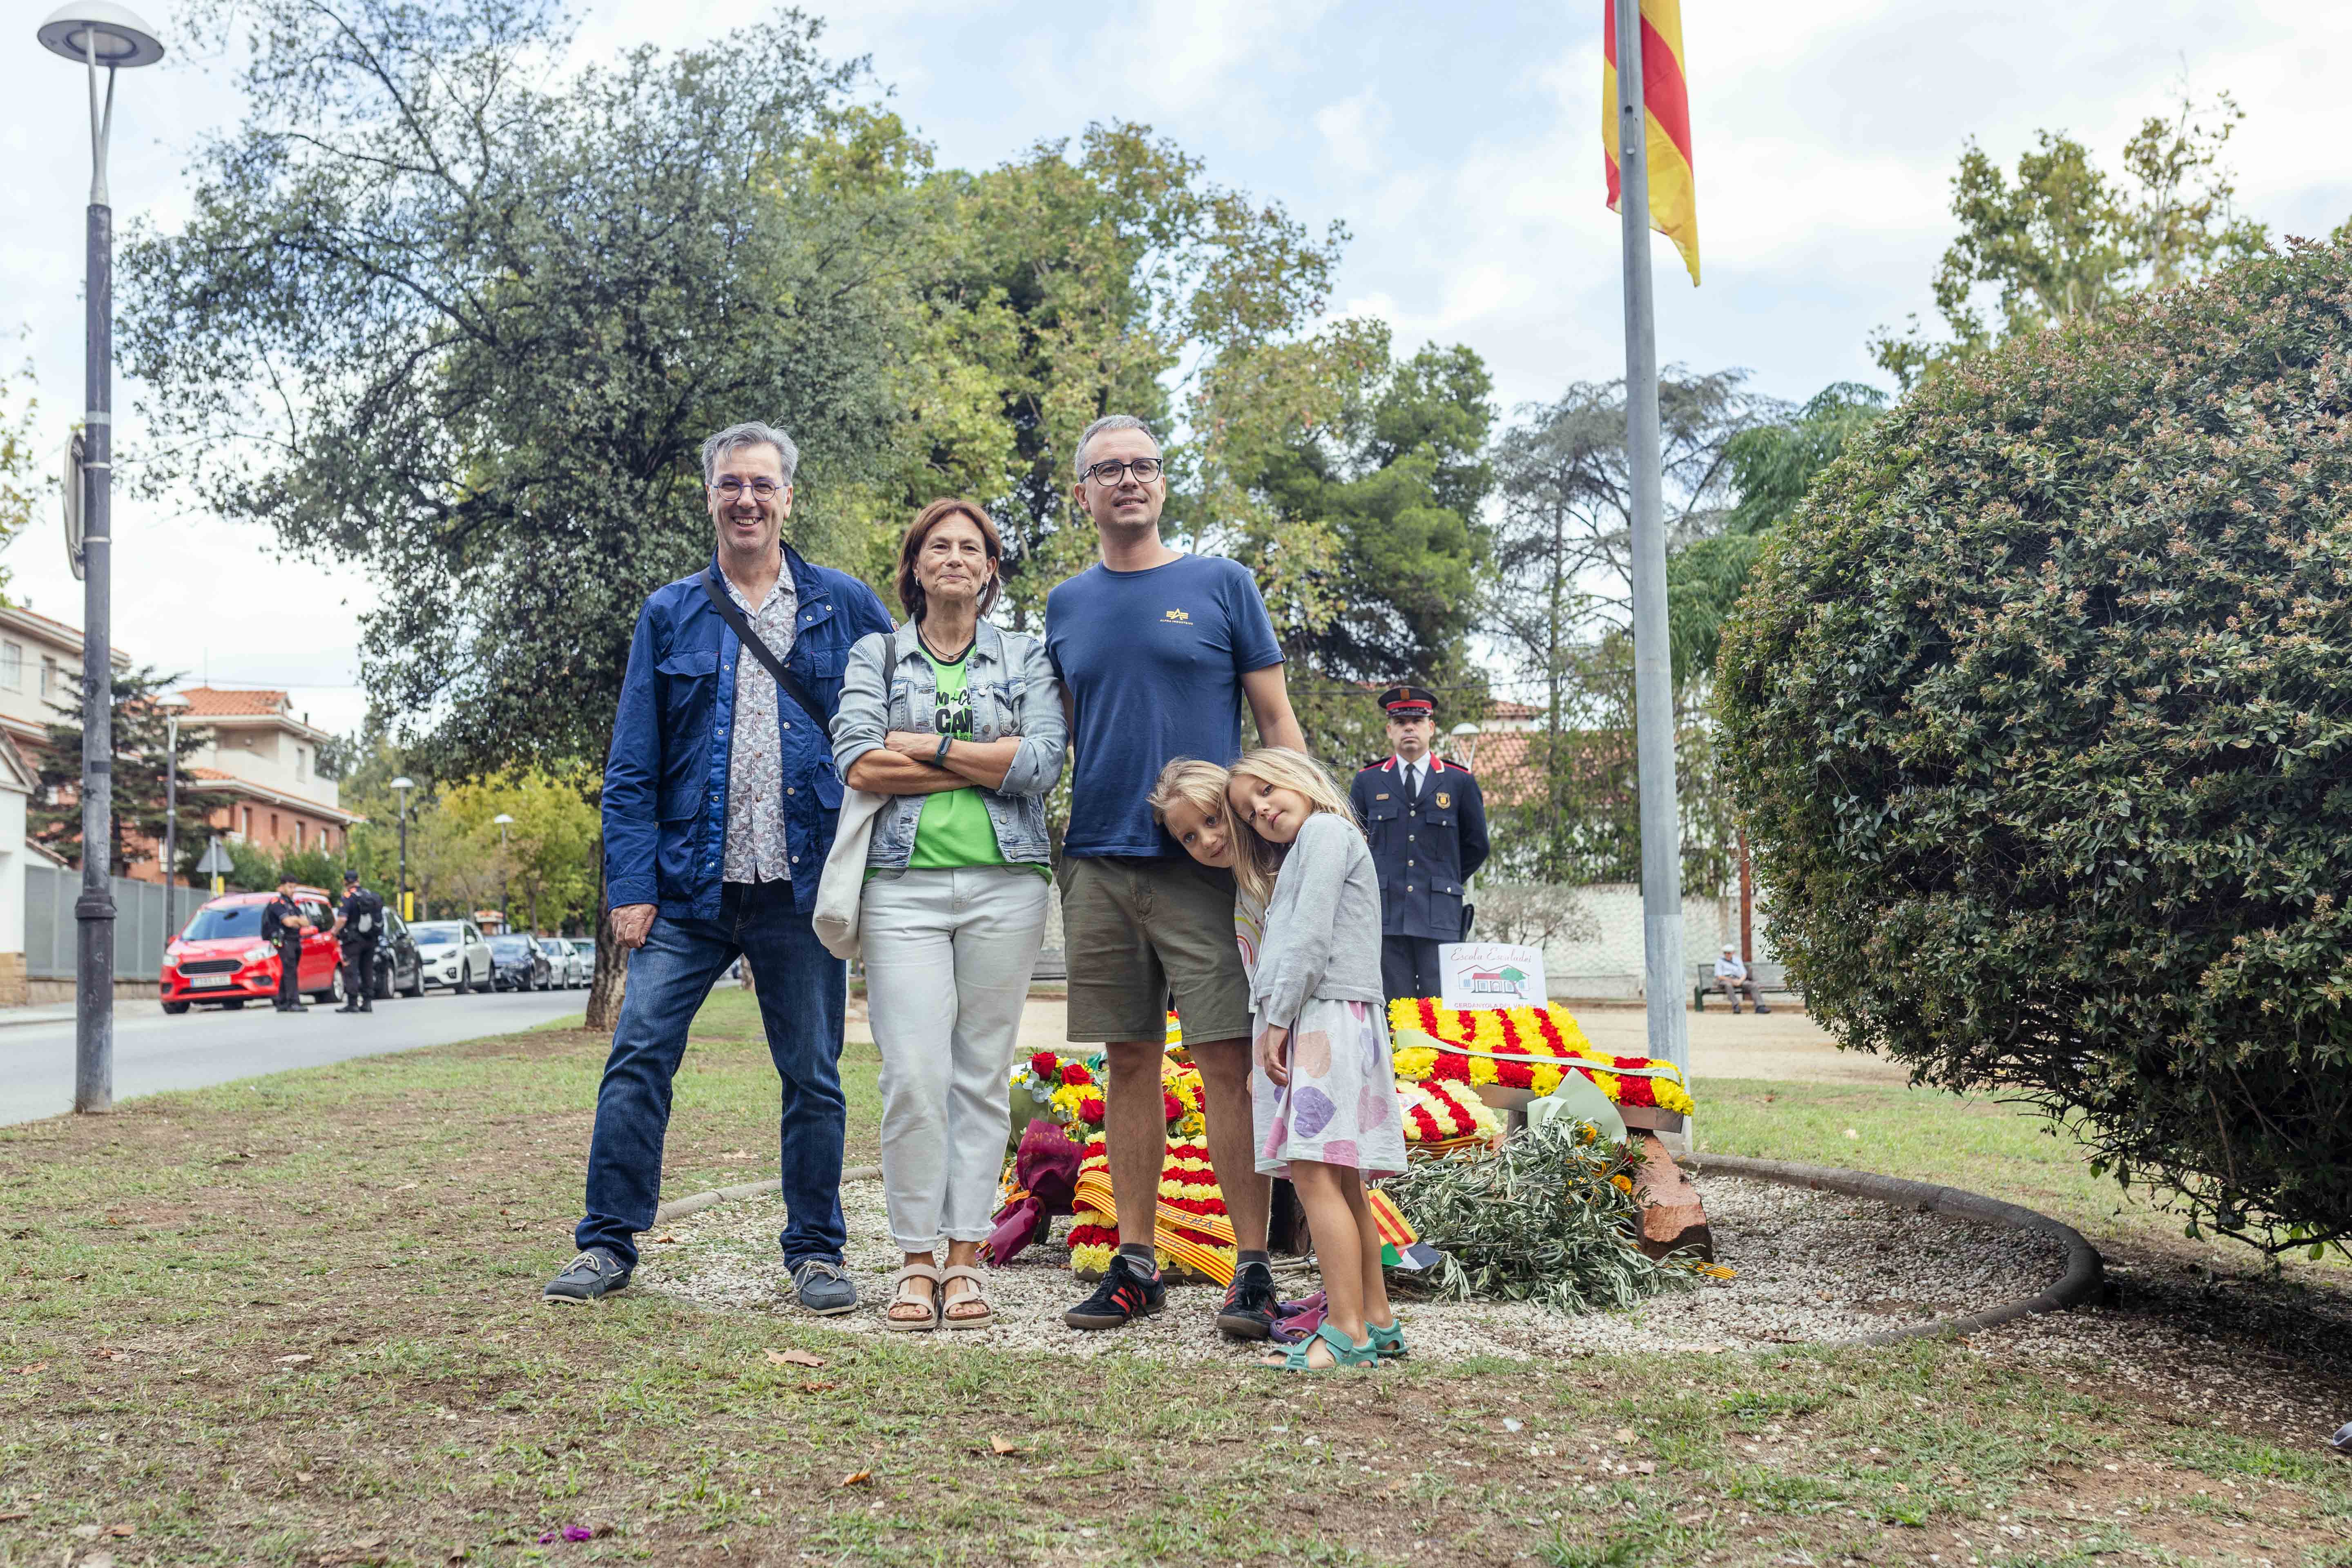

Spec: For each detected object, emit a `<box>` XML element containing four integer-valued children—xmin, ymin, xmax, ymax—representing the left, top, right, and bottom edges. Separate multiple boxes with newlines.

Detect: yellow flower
<box><xmin>1611</xmin><ymin>1173</ymin><xmax>1634</xmax><ymax>1194</ymax></box>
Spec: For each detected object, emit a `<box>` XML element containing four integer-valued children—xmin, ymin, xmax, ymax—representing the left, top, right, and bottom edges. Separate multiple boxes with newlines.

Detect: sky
<box><xmin>1</xmin><ymin>0</ymin><xmax>2348</xmax><ymax>741</ymax></box>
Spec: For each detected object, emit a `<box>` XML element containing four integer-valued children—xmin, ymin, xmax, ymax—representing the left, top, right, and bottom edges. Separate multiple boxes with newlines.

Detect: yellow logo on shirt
<box><xmin>1163</xmin><ymin>608</ymin><xmax>1192</xmax><ymax>623</ymax></box>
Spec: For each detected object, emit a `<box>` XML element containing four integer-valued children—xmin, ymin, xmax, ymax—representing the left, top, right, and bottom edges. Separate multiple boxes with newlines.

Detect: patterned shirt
<box><xmin>721</xmin><ymin>559</ymin><xmax>800</xmax><ymax>884</ymax></box>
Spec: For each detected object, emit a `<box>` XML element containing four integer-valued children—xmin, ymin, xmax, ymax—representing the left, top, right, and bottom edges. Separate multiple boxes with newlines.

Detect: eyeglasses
<box><xmin>1081</xmin><ymin>457</ymin><xmax>1163</xmax><ymax>487</ymax></box>
<box><xmin>711</xmin><ymin>477</ymin><xmax>785</xmax><ymax>499</ymax></box>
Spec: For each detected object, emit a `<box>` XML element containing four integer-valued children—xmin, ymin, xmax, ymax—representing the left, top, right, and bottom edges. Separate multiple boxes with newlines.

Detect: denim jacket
<box><xmin>830</xmin><ymin>619</ymin><xmax>1065</xmax><ymax>869</ymax></box>
<box><xmin>604</xmin><ymin>548</ymin><xmax>895</xmax><ymax>919</ymax></box>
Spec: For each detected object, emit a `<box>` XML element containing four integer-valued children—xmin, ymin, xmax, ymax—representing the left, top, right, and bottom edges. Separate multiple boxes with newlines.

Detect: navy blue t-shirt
<box><xmin>1046</xmin><ymin>553</ymin><xmax>1285</xmax><ymax>858</ymax></box>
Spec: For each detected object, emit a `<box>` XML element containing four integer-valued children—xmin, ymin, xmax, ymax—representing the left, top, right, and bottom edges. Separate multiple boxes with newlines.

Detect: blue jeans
<box><xmin>576</xmin><ymin>880</ymin><xmax>848</xmax><ymax>1271</ymax></box>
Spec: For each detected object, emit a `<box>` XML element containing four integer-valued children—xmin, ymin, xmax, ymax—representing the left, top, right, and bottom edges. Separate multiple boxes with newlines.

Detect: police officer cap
<box><xmin>343</xmin><ymin>869</ymin><xmax>360</xmax><ymax>884</ymax></box>
<box><xmin>1379</xmin><ymin>685</ymin><xmax>1437</xmax><ymax>718</ymax></box>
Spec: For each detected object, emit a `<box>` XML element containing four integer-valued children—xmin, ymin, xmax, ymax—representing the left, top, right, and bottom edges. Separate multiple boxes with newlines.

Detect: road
<box><xmin>0</xmin><ymin>988</ymin><xmax>589</xmax><ymax>1126</ymax></box>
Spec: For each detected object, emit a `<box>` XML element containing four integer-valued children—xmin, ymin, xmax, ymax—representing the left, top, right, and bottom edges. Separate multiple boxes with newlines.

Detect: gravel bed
<box><xmin>631</xmin><ymin>1173</ymin><xmax>2074</xmax><ymax>1361</ymax></box>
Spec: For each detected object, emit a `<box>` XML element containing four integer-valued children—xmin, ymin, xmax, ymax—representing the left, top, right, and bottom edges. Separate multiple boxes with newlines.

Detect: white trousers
<box><xmin>859</xmin><ymin>865</ymin><xmax>1050</xmax><ymax>1252</ymax></box>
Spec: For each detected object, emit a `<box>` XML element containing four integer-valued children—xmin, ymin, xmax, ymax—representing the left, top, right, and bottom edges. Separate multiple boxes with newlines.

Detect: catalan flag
<box><xmin>1602</xmin><ymin>0</ymin><xmax>1700</xmax><ymax>285</ymax></box>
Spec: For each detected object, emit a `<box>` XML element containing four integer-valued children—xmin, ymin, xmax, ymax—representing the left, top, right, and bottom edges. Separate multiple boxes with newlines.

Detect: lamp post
<box><xmin>1447</xmin><ymin>720</ymin><xmax>1483</xmax><ymax>772</ymax></box>
<box><xmin>390</xmin><ymin>776</ymin><xmax>414</xmax><ymax>921</ymax></box>
<box><xmin>156</xmin><ymin>691</ymin><xmax>190</xmax><ymax>959</ymax></box>
<box><xmin>40</xmin><ymin>1</ymin><xmax>165</xmax><ymax>1115</ymax></box>
<box><xmin>493</xmin><ymin>813</ymin><xmax>513</xmax><ymax>932</ymax></box>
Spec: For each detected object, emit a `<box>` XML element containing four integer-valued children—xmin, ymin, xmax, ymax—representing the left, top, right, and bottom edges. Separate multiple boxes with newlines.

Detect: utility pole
<box><xmin>1614</xmin><ymin>0</ymin><xmax>1689</xmax><ymax>1077</ymax></box>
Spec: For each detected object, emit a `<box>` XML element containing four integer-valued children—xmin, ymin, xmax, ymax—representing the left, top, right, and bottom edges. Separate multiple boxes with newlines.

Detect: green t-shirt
<box><xmin>901</xmin><ymin>642</ymin><xmax>1050</xmax><ymax>877</ymax></box>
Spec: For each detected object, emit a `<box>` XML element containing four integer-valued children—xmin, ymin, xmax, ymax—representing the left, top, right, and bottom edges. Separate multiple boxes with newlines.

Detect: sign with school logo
<box><xmin>1436</xmin><ymin>943</ymin><xmax>1547</xmax><ymax>1011</ymax></box>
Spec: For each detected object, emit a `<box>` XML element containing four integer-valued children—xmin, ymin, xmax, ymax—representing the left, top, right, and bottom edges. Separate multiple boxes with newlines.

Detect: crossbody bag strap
<box><xmin>701</xmin><ymin>566</ymin><xmax>829</xmax><ymax>729</ymax></box>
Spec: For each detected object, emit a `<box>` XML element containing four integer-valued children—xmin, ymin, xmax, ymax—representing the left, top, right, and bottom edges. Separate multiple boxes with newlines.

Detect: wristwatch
<box><xmin>934</xmin><ymin>734</ymin><xmax>954</xmax><ymax>766</ymax></box>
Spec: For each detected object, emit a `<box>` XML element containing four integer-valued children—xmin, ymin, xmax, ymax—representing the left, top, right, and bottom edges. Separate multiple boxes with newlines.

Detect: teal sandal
<box><xmin>1366</xmin><ymin>1318</ymin><xmax>1408</xmax><ymax>1359</ymax></box>
<box><xmin>1263</xmin><ymin>1320</ymin><xmax>1379</xmax><ymax>1371</ymax></box>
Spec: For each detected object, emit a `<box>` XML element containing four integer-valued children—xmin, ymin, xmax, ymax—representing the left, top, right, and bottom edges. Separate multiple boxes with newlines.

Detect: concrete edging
<box><xmin>652</xmin><ymin>1164</ymin><xmax>883</xmax><ymax>1225</ymax></box>
<box><xmin>1679</xmin><ymin>1151</ymin><xmax>2106</xmax><ymax>1348</ymax></box>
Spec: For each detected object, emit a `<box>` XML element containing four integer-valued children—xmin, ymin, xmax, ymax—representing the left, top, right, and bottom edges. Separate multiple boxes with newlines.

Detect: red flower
<box><xmin>1080</xmin><ymin>1096</ymin><xmax>1107</xmax><ymax>1123</ymax></box>
<box><xmin>1163</xmin><ymin>1090</ymin><xmax>1183</xmax><ymax>1122</ymax></box>
<box><xmin>1060</xmin><ymin>1061</ymin><xmax>1093</xmax><ymax>1088</ymax></box>
<box><xmin>1029</xmin><ymin>1051</ymin><xmax>1060</xmax><ymax>1079</ymax></box>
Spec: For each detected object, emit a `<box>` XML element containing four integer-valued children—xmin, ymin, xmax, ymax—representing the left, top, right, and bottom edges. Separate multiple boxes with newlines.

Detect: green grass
<box><xmin>0</xmin><ymin>991</ymin><xmax>2343</xmax><ymax>1566</ymax></box>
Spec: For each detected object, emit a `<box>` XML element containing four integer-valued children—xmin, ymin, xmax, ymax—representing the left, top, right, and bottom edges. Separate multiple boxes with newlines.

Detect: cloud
<box><xmin>1314</xmin><ymin>89</ymin><xmax>1389</xmax><ymax>176</ymax></box>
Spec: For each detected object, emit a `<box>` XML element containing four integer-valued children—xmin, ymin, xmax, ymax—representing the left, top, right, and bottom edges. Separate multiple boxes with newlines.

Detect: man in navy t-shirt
<box><xmin>1046</xmin><ymin>413</ymin><xmax>1305</xmax><ymax>1340</ymax></box>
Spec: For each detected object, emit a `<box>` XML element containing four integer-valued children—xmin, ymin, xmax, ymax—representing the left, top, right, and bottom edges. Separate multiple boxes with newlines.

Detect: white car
<box><xmin>567</xmin><ymin>937</ymin><xmax>596</xmax><ymax>985</ymax></box>
<box><xmin>537</xmin><ymin>936</ymin><xmax>585</xmax><ymax>988</ymax></box>
<box><xmin>408</xmin><ymin>919</ymin><xmax>493</xmax><ymax>993</ymax></box>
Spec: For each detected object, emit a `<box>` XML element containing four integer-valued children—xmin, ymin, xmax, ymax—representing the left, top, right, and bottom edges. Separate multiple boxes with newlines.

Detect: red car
<box><xmin>160</xmin><ymin>887</ymin><xmax>346</xmax><ymax>1014</ymax></box>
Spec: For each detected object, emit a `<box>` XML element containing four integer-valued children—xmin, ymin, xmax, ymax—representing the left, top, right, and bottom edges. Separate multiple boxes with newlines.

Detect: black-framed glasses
<box><xmin>712</xmin><ymin>477</ymin><xmax>785</xmax><ymax>499</ymax></box>
<box><xmin>1082</xmin><ymin>457</ymin><xmax>1163</xmax><ymax>487</ymax></box>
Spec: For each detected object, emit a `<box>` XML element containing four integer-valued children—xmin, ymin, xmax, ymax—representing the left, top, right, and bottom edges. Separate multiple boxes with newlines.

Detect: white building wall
<box><xmin>1504</xmin><ymin>882</ymin><xmax>1778</xmax><ymax>999</ymax></box>
<box><xmin>0</xmin><ymin>787</ymin><xmax>25</xmax><ymax>955</ymax></box>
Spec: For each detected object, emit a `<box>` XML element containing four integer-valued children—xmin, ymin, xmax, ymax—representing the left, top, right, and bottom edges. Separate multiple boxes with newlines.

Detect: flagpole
<box><xmin>1613</xmin><ymin>0</ymin><xmax>1689</xmax><ymax>1080</ymax></box>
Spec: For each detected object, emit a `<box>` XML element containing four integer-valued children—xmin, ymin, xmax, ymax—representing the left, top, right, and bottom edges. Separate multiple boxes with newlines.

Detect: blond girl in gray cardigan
<box><xmin>1153</xmin><ymin>748</ymin><xmax>1407</xmax><ymax>1370</ymax></box>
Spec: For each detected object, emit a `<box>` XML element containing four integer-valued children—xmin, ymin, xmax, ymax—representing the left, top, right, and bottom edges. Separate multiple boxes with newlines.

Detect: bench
<box><xmin>1691</xmin><ymin>959</ymin><xmax>1799</xmax><ymax>1012</ymax></box>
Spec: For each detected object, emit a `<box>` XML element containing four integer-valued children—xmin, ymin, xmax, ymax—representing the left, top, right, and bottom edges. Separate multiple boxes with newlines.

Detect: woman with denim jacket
<box><xmin>830</xmin><ymin>499</ymin><xmax>1066</xmax><ymax>1330</ymax></box>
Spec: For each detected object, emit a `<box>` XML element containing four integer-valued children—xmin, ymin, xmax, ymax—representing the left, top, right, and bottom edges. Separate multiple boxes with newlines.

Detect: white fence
<box><xmin>24</xmin><ymin>863</ymin><xmax>208</xmax><ymax>983</ymax></box>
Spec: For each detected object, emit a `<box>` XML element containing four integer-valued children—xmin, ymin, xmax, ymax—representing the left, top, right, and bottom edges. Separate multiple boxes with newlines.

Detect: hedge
<box><xmin>1718</xmin><ymin>238</ymin><xmax>2352</xmax><ymax>1254</ymax></box>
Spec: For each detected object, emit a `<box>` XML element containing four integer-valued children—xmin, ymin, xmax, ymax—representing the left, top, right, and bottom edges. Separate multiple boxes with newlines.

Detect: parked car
<box><xmin>567</xmin><ymin>938</ymin><xmax>596</xmax><ymax>984</ymax></box>
<box><xmin>536</xmin><ymin>936</ymin><xmax>583</xmax><ymax>988</ymax></box>
<box><xmin>160</xmin><ymin>887</ymin><xmax>344</xmax><ymax>1013</ymax></box>
<box><xmin>487</xmin><ymin>933</ymin><xmax>551</xmax><ymax>991</ymax></box>
<box><xmin>409</xmin><ymin>919</ymin><xmax>493</xmax><ymax>993</ymax></box>
<box><xmin>366</xmin><ymin>910</ymin><xmax>425</xmax><ymax>1001</ymax></box>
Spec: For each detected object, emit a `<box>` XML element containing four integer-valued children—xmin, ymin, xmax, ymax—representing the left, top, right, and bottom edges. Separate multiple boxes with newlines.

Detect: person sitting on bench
<box><xmin>1714</xmin><ymin>945</ymin><xmax>1770</xmax><ymax>1015</ymax></box>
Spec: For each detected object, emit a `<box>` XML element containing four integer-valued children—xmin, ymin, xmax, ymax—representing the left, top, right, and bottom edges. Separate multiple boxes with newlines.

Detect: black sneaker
<box><xmin>1063</xmin><ymin>1254</ymin><xmax>1165</xmax><ymax>1331</ymax></box>
<box><xmin>543</xmin><ymin>1248</ymin><xmax>632</xmax><ymax>1305</ymax></box>
<box><xmin>1214</xmin><ymin>1261</ymin><xmax>1281</xmax><ymax>1340</ymax></box>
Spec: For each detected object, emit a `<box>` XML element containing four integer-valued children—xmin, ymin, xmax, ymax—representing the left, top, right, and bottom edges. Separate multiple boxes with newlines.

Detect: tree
<box><xmin>1487</xmin><ymin>368</ymin><xmax>1769</xmax><ymax>725</ymax></box>
<box><xmin>31</xmin><ymin>665</ymin><xmax>232</xmax><ymax>878</ymax></box>
<box><xmin>438</xmin><ymin>772</ymin><xmax>599</xmax><ymax>933</ymax></box>
<box><xmin>124</xmin><ymin>0</ymin><xmax>924</xmax><ymax>1025</ymax></box>
<box><xmin>0</xmin><ymin>355</ymin><xmax>44</xmax><ymax>601</ymax></box>
<box><xmin>820</xmin><ymin>116</ymin><xmax>1348</xmax><ymax>627</ymax></box>
<box><xmin>1871</xmin><ymin>85</ymin><xmax>2269</xmax><ymax>389</ymax></box>
<box><xmin>1195</xmin><ymin>321</ymin><xmax>1494</xmax><ymax>684</ymax></box>
<box><xmin>1666</xmin><ymin>382</ymin><xmax>1886</xmax><ymax>685</ymax></box>
<box><xmin>1720</xmin><ymin>236</ymin><xmax>2352</xmax><ymax>1256</ymax></box>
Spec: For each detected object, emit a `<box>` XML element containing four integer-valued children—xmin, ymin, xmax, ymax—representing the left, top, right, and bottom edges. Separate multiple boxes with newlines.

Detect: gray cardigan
<box><xmin>1251</xmin><ymin>811</ymin><xmax>1387</xmax><ymax>1028</ymax></box>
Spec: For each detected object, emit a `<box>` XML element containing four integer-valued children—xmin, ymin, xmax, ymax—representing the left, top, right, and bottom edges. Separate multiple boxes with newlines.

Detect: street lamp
<box><xmin>1448</xmin><ymin>720</ymin><xmax>1483</xmax><ymax>771</ymax></box>
<box><xmin>493</xmin><ymin>813</ymin><xmax>514</xmax><ymax>932</ymax></box>
<box><xmin>390</xmin><ymin>776</ymin><xmax>415</xmax><ymax>921</ymax></box>
<box><xmin>41</xmin><ymin>1</ymin><xmax>165</xmax><ymax>1116</ymax></box>
<box><xmin>156</xmin><ymin>690</ymin><xmax>190</xmax><ymax>960</ymax></box>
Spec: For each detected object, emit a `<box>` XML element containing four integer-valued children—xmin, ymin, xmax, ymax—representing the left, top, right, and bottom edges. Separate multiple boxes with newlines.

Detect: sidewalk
<box><xmin>0</xmin><ymin>1003</ymin><xmax>80</xmax><ymax>1031</ymax></box>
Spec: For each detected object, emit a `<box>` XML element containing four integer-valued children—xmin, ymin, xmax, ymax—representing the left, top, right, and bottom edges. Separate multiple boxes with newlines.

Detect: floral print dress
<box><xmin>1235</xmin><ymin>895</ymin><xmax>1408</xmax><ymax>1181</ymax></box>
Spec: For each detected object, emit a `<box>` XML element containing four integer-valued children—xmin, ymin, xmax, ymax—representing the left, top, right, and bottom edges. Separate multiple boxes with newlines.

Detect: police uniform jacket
<box><xmin>260</xmin><ymin>895</ymin><xmax>307</xmax><ymax>946</ymax></box>
<box><xmin>1349</xmin><ymin>756</ymin><xmax>1489</xmax><ymax>941</ymax></box>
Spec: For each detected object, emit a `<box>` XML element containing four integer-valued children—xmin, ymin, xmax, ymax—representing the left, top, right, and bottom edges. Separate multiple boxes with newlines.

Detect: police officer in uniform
<box><xmin>1350</xmin><ymin>687</ymin><xmax>1489</xmax><ymax>1002</ymax></box>
<box><xmin>331</xmin><ymin>868</ymin><xmax>384</xmax><ymax>1013</ymax></box>
<box><xmin>260</xmin><ymin>876</ymin><xmax>312</xmax><ymax>1013</ymax></box>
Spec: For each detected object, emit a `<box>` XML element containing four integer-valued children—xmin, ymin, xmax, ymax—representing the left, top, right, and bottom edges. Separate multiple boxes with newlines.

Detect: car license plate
<box><xmin>189</xmin><ymin>975</ymin><xmax>229</xmax><ymax>988</ymax></box>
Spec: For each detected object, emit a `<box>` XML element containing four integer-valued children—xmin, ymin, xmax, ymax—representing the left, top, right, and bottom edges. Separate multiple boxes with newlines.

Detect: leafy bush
<box><xmin>1718</xmin><ymin>238</ymin><xmax>2352</xmax><ymax>1254</ymax></box>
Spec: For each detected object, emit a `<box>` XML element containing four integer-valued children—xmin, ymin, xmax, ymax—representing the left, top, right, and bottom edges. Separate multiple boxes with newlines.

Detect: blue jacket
<box><xmin>604</xmin><ymin>547</ymin><xmax>895</xmax><ymax>919</ymax></box>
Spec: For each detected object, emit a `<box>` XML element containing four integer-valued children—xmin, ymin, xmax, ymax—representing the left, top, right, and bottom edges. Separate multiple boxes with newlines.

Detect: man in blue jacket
<box><xmin>546</xmin><ymin>422</ymin><xmax>893</xmax><ymax>1311</ymax></box>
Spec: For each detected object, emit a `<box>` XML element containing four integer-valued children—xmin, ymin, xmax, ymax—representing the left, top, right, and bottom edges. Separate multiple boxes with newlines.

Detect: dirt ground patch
<box><xmin>1</xmin><ymin>995</ymin><xmax>2344</xmax><ymax>1568</ymax></box>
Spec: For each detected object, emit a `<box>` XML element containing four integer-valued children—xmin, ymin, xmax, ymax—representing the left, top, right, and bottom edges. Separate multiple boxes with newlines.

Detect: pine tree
<box><xmin>31</xmin><ymin>665</ymin><xmax>232</xmax><ymax>877</ymax></box>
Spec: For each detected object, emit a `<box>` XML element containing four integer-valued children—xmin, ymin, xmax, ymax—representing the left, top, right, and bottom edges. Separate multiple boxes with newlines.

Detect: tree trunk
<box><xmin>585</xmin><ymin>843</ymin><xmax>626</xmax><ymax>1032</ymax></box>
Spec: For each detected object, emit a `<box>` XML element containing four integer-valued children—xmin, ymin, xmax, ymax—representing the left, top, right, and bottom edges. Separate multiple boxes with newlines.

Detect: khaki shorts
<box><xmin>1059</xmin><ymin>856</ymin><xmax>1251</xmax><ymax>1046</ymax></box>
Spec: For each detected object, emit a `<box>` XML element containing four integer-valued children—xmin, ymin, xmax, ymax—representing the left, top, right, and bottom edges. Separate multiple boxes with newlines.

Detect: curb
<box><xmin>652</xmin><ymin>1164</ymin><xmax>882</xmax><ymax>1225</ymax></box>
<box><xmin>1679</xmin><ymin>1152</ymin><xmax>2106</xmax><ymax>1348</ymax></box>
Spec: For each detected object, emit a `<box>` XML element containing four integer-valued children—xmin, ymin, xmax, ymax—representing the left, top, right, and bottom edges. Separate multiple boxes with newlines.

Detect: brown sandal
<box><xmin>939</xmin><ymin>1264</ymin><xmax>993</xmax><ymax>1329</ymax></box>
<box><xmin>884</xmin><ymin>1264</ymin><xmax>942</xmax><ymax>1332</ymax></box>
